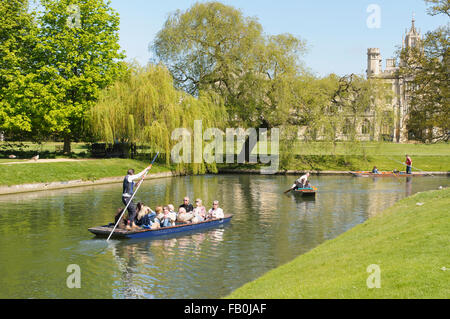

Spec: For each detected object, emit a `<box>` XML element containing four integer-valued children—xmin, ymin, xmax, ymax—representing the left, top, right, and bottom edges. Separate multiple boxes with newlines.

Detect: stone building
<box><xmin>367</xmin><ymin>17</ymin><xmax>422</xmax><ymax>142</ymax></box>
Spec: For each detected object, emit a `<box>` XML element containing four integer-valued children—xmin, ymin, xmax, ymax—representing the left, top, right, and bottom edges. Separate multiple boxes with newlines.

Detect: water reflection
<box><xmin>108</xmin><ymin>228</ymin><xmax>226</xmax><ymax>299</ymax></box>
<box><xmin>0</xmin><ymin>175</ymin><xmax>447</xmax><ymax>298</ymax></box>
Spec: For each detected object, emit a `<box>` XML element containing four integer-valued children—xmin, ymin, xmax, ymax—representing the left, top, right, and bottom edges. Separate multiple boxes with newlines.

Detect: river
<box><xmin>0</xmin><ymin>174</ymin><xmax>447</xmax><ymax>298</ymax></box>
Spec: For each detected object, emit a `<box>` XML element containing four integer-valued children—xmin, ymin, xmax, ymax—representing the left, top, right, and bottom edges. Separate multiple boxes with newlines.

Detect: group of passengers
<box><xmin>116</xmin><ymin>195</ymin><xmax>225</xmax><ymax>231</ymax></box>
<box><xmin>117</xmin><ymin>166</ymin><xmax>224</xmax><ymax>231</ymax></box>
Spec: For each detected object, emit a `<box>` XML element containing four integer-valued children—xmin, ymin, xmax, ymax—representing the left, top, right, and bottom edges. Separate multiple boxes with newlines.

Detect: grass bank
<box><xmin>284</xmin><ymin>155</ymin><xmax>450</xmax><ymax>172</ymax></box>
<box><xmin>226</xmin><ymin>188</ymin><xmax>450</xmax><ymax>299</ymax></box>
<box><xmin>0</xmin><ymin>159</ymin><xmax>172</xmax><ymax>186</ymax></box>
<box><xmin>220</xmin><ymin>155</ymin><xmax>450</xmax><ymax>172</ymax></box>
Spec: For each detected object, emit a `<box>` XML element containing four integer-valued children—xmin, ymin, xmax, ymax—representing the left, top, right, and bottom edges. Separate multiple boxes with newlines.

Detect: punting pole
<box><xmin>106</xmin><ymin>152</ymin><xmax>159</xmax><ymax>242</ymax></box>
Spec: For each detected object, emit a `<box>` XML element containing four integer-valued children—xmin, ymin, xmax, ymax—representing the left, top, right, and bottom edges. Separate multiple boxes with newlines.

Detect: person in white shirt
<box><xmin>167</xmin><ymin>204</ymin><xmax>177</xmax><ymax>224</ymax></box>
<box><xmin>207</xmin><ymin>200</ymin><xmax>224</xmax><ymax>219</ymax></box>
<box><xmin>122</xmin><ymin>166</ymin><xmax>151</xmax><ymax>230</ymax></box>
<box><xmin>292</xmin><ymin>172</ymin><xmax>310</xmax><ymax>190</ymax></box>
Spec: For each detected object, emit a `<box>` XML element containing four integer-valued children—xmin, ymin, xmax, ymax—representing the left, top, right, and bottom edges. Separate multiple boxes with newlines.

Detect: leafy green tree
<box><xmin>398</xmin><ymin>0</ymin><xmax>449</xmax><ymax>142</ymax></box>
<box><xmin>152</xmin><ymin>1</ymin><xmax>306</xmax><ymax>161</ymax></box>
<box><xmin>424</xmin><ymin>0</ymin><xmax>450</xmax><ymax>17</ymax></box>
<box><xmin>35</xmin><ymin>0</ymin><xmax>126</xmax><ymax>152</ymax></box>
<box><xmin>89</xmin><ymin>64</ymin><xmax>227</xmax><ymax>174</ymax></box>
<box><xmin>1</xmin><ymin>0</ymin><xmax>126</xmax><ymax>148</ymax></box>
<box><xmin>0</xmin><ymin>0</ymin><xmax>37</xmax><ymax>136</ymax></box>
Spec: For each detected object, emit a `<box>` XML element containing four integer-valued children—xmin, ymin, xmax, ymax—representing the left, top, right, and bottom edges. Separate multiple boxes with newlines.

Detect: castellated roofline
<box><xmin>367</xmin><ymin>48</ymin><xmax>380</xmax><ymax>53</ymax></box>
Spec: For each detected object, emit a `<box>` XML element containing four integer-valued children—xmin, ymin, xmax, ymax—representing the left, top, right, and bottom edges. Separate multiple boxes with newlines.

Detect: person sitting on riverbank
<box><xmin>206</xmin><ymin>200</ymin><xmax>224</xmax><ymax>219</ymax></box>
<box><xmin>192</xmin><ymin>199</ymin><xmax>206</xmax><ymax>223</ymax></box>
<box><xmin>177</xmin><ymin>207</ymin><xmax>193</xmax><ymax>223</ymax></box>
<box><xmin>179</xmin><ymin>197</ymin><xmax>194</xmax><ymax>213</ymax></box>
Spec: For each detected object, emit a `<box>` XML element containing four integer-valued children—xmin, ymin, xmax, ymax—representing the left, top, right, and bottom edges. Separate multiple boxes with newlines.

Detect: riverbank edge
<box><xmin>0</xmin><ymin>171</ymin><xmax>182</xmax><ymax>196</ymax></box>
<box><xmin>0</xmin><ymin>168</ymin><xmax>448</xmax><ymax>195</ymax></box>
<box><xmin>225</xmin><ymin>187</ymin><xmax>450</xmax><ymax>299</ymax></box>
<box><xmin>218</xmin><ymin>168</ymin><xmax>450</xmax><ymax>175</ymax></box>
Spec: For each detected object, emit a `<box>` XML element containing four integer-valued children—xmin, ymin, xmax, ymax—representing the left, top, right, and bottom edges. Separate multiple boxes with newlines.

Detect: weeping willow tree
<box><xmin>89</xmin><ymin>64</ymin><xmax>227</xmax><ymax>174</ymax></box>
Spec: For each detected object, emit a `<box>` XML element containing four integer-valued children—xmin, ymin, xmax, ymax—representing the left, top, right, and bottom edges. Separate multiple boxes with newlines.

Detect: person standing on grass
<box><xmin>122</xmin><ymin>166</ymin><xmax>152</xmax><ymax>230</ymax></box>
<box><xmin>405</xmin><ymin>155</ymin><xmax>412</xmax><ymax>175</ymax></box>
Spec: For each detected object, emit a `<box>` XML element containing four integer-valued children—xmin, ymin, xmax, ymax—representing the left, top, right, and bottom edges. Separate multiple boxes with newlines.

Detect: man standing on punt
<box><xmin>123</xmin><ymin>166</ymin><xmax>152</xmax><ymax>230</ymax></box>
<box><xmin>405</xmin><ymin>155</ymin><xmax>412</xmax><ymax>175</ymax></box>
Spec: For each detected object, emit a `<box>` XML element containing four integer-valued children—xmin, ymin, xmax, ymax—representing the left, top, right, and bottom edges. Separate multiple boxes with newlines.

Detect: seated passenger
<box><xmin>206</xmin><ymin>200</ymin><xmax>224</xmax><ymax>219</ymax></box>
<box><xmin>160</xmin><ymin>206</ymin><xmax>173</xmax><ymax>227</ymax></box>
<box><xmin>114</xmin><ymin>207</ymin><xmax>128</xmax><ymax>229</ymax></box>
<box><xmin>154</xmin><ymin>206</ymin><xmax>164</xmax><ymax>223</ymax></box>
<box><xmin>167</xmin><ymin>204</ymin><xmax>177</xmax><ymax>224</ymax></box>
<box><xmin>177</xmin><ymin>207</ymin><xmax>194</xmax><ymax>223</ymax></box>
<box><xmin>372</xmin><ymin>166</ymin><xmax>380</xmax><ymax>174</ymax></box>
<box><xmin>135</xmin><ymin>202</ymin><xmax>156</xmax><ymax>227</ymax></box>
<box><xmin>179</xmin><ymin>196</ymin><xmax>194</xmax><ymax>212</ymax></box>
<box><xmin>304</xmin><ymin>181</ymin><xmax>312</xmax><ymax>189</ymax></box>
<box><xmin>192</xmin><ymin>198</ymin><xmax>206</xmax><ymax>223</ymax></box>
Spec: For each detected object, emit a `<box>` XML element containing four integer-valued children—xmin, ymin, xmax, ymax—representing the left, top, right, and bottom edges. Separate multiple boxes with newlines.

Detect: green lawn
<box><xmin>0</xmin><ymin>159</ymin><xmax>172</xmax><ymax>186</ymax></box>
<box><xmin>226</xmin><ymin>188</ymin><xmax>450</xmax><ymax>299</ymax></box>
<box><xmin>286</xmin><ymin>155</ymin><xmax>450</xmax><ymax>172</ymax></box>
<box><xmin>0</xmin><ymin>141</ymin><xmax>90</xmax><ymax>156</ymax></box>
<box><xmin>236</xmin><ymin>141</ymin><xmax>450</xmax><ymax>172</ymax></box>
<box><xmin>291</xmin><ymin>141</ymin><xmax>450</xmax><ymax>156</ymax></box>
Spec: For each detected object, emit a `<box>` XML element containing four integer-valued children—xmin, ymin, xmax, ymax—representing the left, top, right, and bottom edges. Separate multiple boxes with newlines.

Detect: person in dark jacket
<box><xmin>179</xmin><ymin>196</ymin><xmax>194</xmax><ymax>212</ymax></box>
<box><xmin>122</xmin><ymin>166</ymin><xmax>151</xmax><ymax>230</ymax></box>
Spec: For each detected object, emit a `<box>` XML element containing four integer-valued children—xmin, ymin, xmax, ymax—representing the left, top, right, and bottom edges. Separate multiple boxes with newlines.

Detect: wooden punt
<box><xmin>88</xmin><ymin>215</ymin><xmax>233</xmax><ymax>239</ymax></box>
<box><xmin>350</xmin><ymin>171</ymin><xmax>430</xmax><ymax>177</ymax></box>
<box><xmin>293</xmin><ymin>186</ymin><xmax>317</xmax><ymax>196</ymax></box>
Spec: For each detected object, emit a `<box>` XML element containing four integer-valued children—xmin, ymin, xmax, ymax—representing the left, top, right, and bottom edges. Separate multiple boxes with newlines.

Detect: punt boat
<box><xmin>293</xmin><ymin>186</ymin><xmax>317</xmax><ymax>196</ymax></box>
<box><xmin>88</xmin><ymin>215</ymin><xmax>233</xmax><ymax>239</ymax></box>
<box><xmin>350</xmin><ymin>171</ymin><xmax>430</xmax><ymax>177</ymax></box>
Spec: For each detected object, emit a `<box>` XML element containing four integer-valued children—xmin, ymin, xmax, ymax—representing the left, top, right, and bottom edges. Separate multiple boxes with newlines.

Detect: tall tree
<box><xmin>152</xmin><ymin>1</ymin><xmax>306</xmax><ymax>161</ymax></box>
<box><xmin>35</xmin><ymin>0</ymin><xmax>126</xmax><ymax>152</ymax></box>
<box><xmin>398</xmin><ymin>1</ymin><xmax>449</xmax><ymax>142</ymax></box>
<box><xmin>0</xmin><ymin>0</ymin><xmax>37</xmax><ymax>136</ymax></box>
<box><xmin>89</xmin><ymin>64</ymin><xmax>227</xmax><ymax>174</ymax></box>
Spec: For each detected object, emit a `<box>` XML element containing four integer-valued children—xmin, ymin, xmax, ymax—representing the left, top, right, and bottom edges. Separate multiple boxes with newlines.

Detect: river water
<box><xmin>0</xmin><ymin>174</ymin><xmax>447</xmax><ymax>299</ymax></box>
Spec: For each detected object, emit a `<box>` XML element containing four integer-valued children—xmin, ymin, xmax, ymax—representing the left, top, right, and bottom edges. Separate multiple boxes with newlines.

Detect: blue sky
<box><xmin>109</xmin><ymin>0</ymin><xmax>448</xmax><ymax>77</ymax></box>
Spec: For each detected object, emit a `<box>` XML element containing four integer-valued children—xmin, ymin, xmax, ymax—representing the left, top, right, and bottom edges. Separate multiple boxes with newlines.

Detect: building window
<box><xmin>343</xmin><ymin>119</ymin><xmax>352</xmax><ymax>135</ymax></box>
<box><xmin>362</xmin><ymin>119</ymin><xmax>371</xmax><ymax>135</ymax></box>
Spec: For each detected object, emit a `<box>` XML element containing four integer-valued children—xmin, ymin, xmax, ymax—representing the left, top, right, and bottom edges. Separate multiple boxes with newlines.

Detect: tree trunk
<box><xmin>63</xmin><ymin>135</ymin><xmax>71</xmax><ymax>154</ymax></box>
<box><xmin>237</xmin><ymin>129</ymin><xmax>261</xmax><ymax>163</ymax></box>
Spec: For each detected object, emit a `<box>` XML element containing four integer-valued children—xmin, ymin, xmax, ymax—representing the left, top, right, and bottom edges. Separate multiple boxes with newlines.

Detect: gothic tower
<box><xmin>367</xmin><ymin>48</ymin><xmax>382</xmax><ymax>77</ymax></box>
<box><xmin>403</xmin><ymin>15</ymin><xmax>421</xmax><ymax>49</ymax></box>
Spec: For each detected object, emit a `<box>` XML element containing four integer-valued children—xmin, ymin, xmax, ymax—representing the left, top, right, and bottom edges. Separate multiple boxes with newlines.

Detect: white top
<box><xmin>126</xmin><ymin>168</ymin><xmax>148</xmax><ymax>183</ymax></box>
<box><xmin>296</xmin><ymin>174</ymin><xmax>308</xmax><ymax>184</ymax></box>
<box><xmin>208</xmin><ymin>207</ymin><xmax>224</xmax><ymax>219</ymax></box>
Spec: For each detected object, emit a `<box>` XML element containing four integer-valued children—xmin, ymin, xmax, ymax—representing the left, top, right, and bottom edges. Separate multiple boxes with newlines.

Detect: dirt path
<box><xmin>0</xmin><ymin>158</ymin><xmax>94</xmax><ymax>165</ymax></box>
